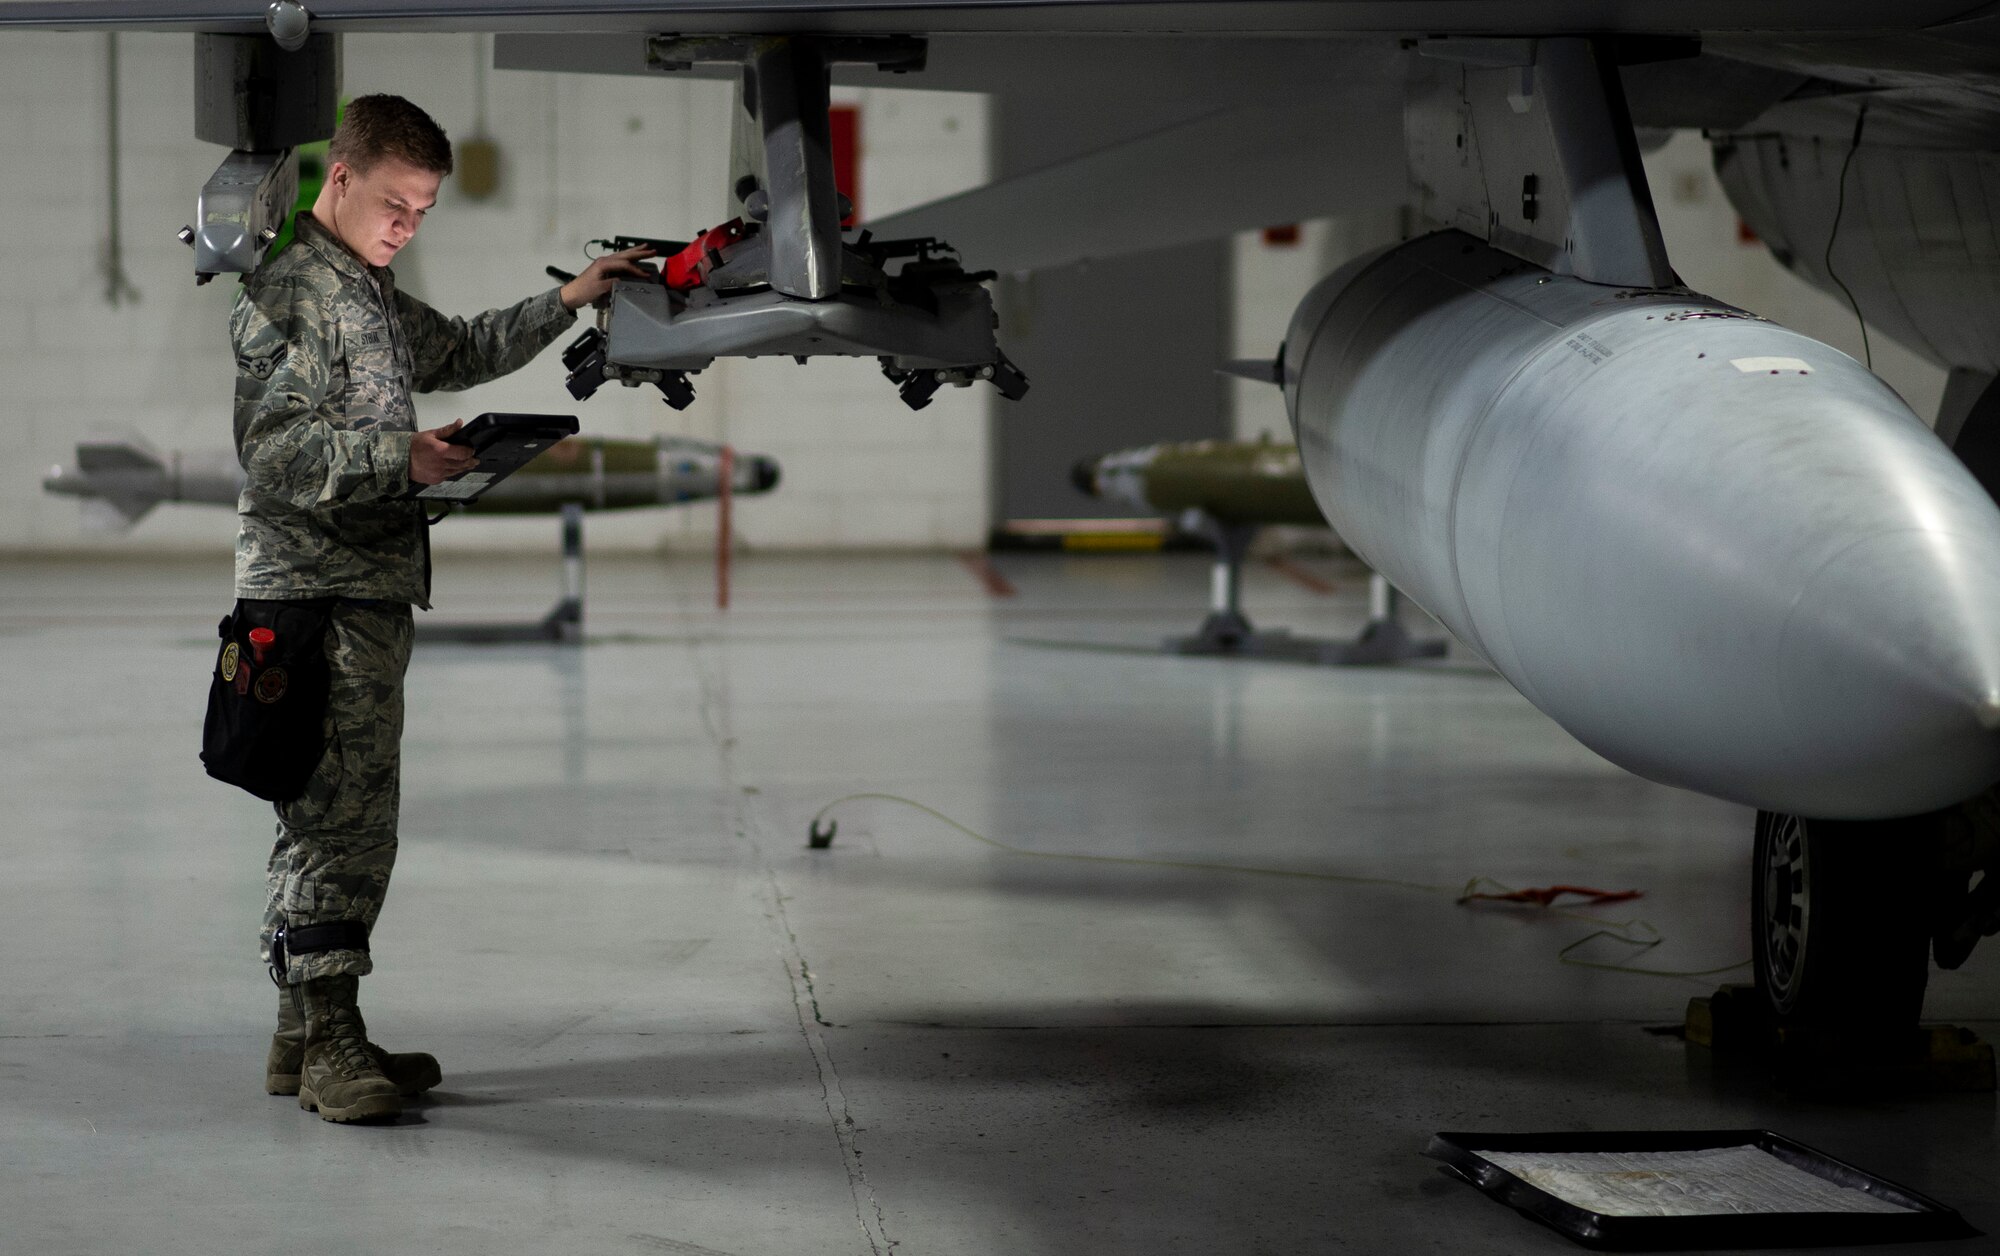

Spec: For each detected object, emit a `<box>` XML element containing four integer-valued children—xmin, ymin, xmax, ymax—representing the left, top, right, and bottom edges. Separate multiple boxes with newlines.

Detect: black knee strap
<box><xmin>272</xmin><ymin>920</ymin><xmax>370</xmax><ymax>975</ymax></box>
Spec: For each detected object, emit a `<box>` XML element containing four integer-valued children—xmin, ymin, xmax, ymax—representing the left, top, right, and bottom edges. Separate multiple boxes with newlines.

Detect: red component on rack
<box><xmin>664</xmin><ymin>219</ymin><xmax>750</xmax><ymax>291</ymax></box>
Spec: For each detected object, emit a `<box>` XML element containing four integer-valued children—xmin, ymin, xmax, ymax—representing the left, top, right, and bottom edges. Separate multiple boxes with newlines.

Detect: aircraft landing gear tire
<box><xmin>1752</xmin><ymin>810</ymin><xmax>1935</xmax><ymax>1046</ymax></box>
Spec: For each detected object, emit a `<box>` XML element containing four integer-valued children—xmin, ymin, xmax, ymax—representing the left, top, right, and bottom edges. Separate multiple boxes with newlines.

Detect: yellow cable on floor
<box><xmin>807</xmin><ymin>793</ymin><xmax>1749</xmax><ymax>981</ymax></box>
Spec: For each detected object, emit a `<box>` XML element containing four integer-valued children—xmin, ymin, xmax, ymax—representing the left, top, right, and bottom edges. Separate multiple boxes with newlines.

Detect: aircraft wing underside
<box><xmin>0</xmin><ymin>0</ymin><xmax>1993</xmax><ymax>37</ymax></box>
<box><xmin>7</xmin><ymin>3</ymin><xmax>1996</xmax><ymax>240</ymax></box>
<box><xmin>6</xmin><ymin>0</ymin><xmax>1998</xmax><ymax>392</ymax></box>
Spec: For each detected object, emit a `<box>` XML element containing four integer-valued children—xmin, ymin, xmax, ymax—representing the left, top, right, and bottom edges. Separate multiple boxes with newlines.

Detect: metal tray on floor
<box><xmin>1424</xmin><ymin>1129</ymin><xmax>1979</xmax><ymax>1250</ymax></box>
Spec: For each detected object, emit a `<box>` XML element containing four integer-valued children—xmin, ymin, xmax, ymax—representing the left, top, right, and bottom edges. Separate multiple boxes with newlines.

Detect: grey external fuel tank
<box><xmin>1284</xmin><ymin>231</ymin><xmax>2000</xmax><ymax>818</ymax></box>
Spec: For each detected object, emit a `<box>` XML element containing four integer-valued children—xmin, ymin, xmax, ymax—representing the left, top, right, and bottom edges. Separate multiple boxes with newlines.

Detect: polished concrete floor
<box><xmin>3</xmin><ymin>549</ymin><xmax>1997</xmax><ymax>1255</ymax></box>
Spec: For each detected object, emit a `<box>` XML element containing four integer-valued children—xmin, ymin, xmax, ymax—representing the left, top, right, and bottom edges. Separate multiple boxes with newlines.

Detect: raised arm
<box><xmin>395</xmin><ymin>286</ymin><xmax>575</xmax><ymax>394</ymax></box>
<box><xmin>396</xmin><ymin>245</ymin><xmax>656</xmax><ymax>393</ymax></box>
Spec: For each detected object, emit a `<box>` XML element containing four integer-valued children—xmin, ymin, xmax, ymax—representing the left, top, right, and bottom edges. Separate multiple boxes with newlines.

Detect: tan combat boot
<box><xmin>296</xmin><ymin>975</ymin><xmax>404</xmax><ymax>1123</ymax></box>
<box><xmin>268</xmin><ymin>985</ymin><xmax>442</xmax><ymax>1097</ymax></box>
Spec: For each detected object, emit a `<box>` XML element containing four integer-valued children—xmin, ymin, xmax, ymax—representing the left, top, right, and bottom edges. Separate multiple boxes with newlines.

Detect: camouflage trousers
<box><xmin>259</xmin><ymin>600</ymin><xmax>414</xmax><ymax>983</ymax></box>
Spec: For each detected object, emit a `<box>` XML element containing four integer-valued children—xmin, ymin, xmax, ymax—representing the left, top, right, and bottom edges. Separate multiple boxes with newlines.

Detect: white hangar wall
<box><xmin>0</xmin><ymin>32</ymin><xmax>992</xmax><ymax>556</ymax></box>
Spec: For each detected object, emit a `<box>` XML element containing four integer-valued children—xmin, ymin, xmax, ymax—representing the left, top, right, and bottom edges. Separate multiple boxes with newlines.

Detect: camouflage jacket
<box><xmin>231</xmin><ymin>212</ymin><xmax>576</xmax><ymax>607</ymax></box>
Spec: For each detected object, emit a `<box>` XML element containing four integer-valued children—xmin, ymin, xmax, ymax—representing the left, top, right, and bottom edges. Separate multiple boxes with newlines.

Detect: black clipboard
<box><xmin>406</xmin><ymin>412</ymin><xmax>580</xmax><ymax>505</ymax></box>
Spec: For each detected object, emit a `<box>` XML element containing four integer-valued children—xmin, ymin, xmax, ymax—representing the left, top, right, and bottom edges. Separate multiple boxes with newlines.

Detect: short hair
<box><xmin>328</xmin><ymin>95</ymin><xmax>454</xmax><ymax>177</ymax></box>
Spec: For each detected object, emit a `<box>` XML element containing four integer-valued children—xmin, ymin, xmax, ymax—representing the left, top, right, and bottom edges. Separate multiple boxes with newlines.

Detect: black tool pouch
<box><xmin>200</xmin><ymin>598</ymin><xmax>338</xmax><ymax>802</ymax></box>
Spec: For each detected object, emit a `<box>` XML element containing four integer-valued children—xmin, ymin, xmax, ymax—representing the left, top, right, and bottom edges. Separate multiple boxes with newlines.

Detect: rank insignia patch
<box><xmin>240</xmin><ymin>345</ymin><xmax>287</xmax><ymax>380</ymax></box>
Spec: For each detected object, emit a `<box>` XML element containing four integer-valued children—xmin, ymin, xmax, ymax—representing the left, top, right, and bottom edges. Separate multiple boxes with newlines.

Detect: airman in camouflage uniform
<box><xmin>239</xmin><ymin>211</ymin><xmax>578</xmax><ymax>989</ymax></box>
<box><xmin>232</xmin><ymin>95</ymin><xmax>652</xmax><ymax>1122</ymax></box>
